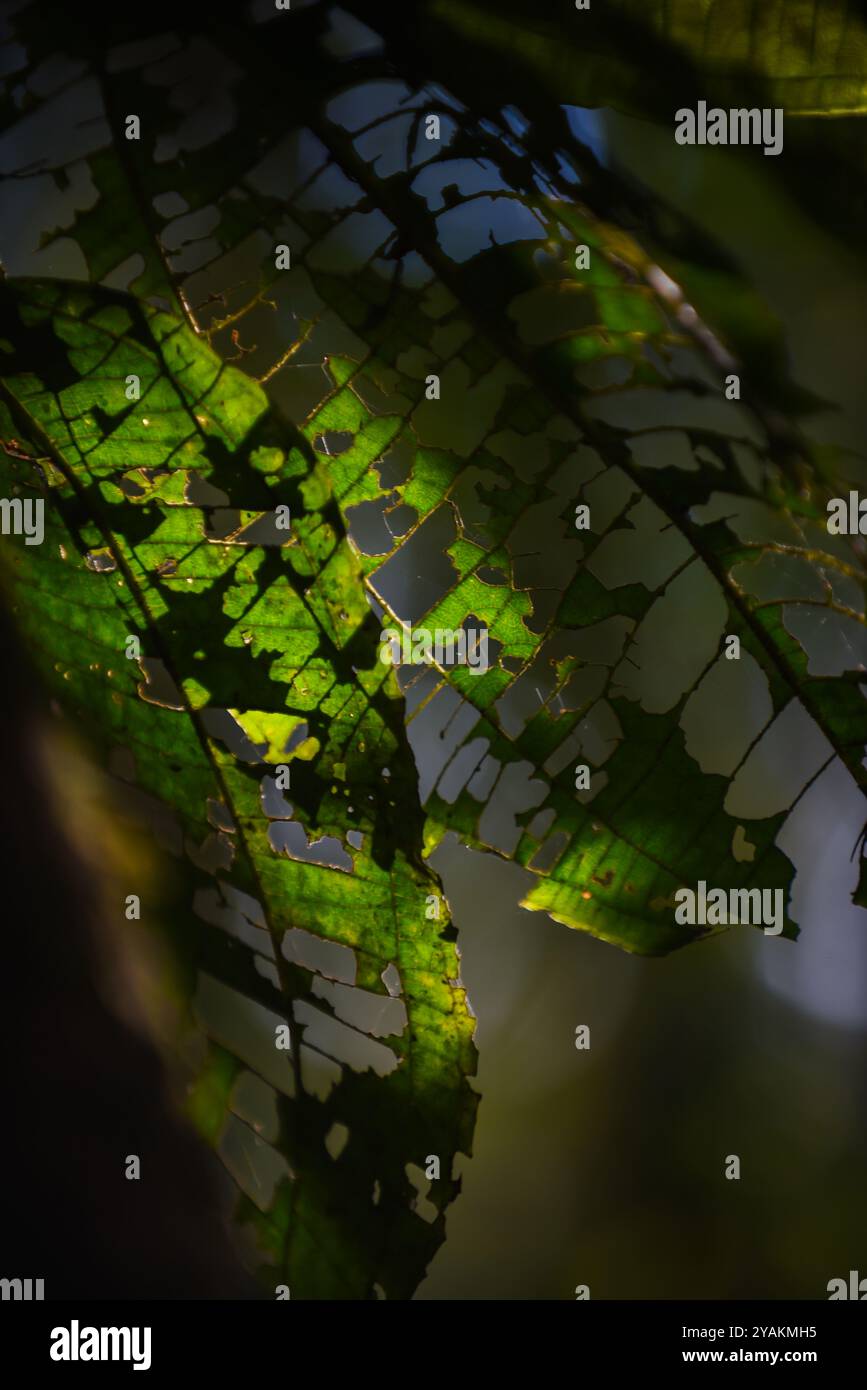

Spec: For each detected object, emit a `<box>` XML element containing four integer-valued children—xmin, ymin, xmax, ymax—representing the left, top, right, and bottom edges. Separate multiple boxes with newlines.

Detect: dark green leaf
<box><xmin>0</xmin><ymin>279</ymin><xmax>478</xmax><ymax>1297</ymax></box>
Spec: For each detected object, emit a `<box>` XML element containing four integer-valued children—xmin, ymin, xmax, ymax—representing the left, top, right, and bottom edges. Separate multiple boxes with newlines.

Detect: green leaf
<box><xmin>249</xmin><ymin>71</ymin><xmax>865</xmax><ymax>956</ymax></box>
<box><xmin>423</xmin><ymin>0</ymin><xmax>867</xmax><ymax>116</ymax></box>
<box><xmin>0</xmin><ymin>278</ymin><xmax>478</xmax><ymax>1297</ymax></box>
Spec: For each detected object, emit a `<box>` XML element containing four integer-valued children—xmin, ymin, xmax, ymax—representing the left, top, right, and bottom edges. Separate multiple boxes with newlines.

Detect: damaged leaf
<box><xmin>0</xmin><ymin>279</ymin><xmax>477</xmax><ymax>1297</ymax></box>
